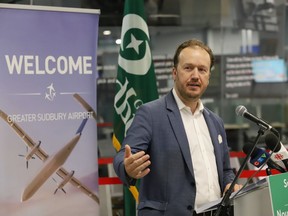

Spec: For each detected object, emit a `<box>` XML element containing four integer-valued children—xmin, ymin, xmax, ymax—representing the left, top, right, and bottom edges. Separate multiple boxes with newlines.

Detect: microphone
<box><xmin>242</xmin><ymin>143</ymin><xmax>286</xmax><ymax>173</ymax></box>
<box><xmin>235</xmin><ymin>105</ymin><xmax>278</xmax><ymax>134</ymax></box>
<box><xmin>265</xmin><ymin>132</ymin><xmax>288</xmax><ymax>170</ymax></box>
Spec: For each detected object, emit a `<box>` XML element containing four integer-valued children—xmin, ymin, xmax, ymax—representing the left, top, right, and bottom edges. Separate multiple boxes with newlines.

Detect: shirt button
<box><xmin>187</xmin><ymin>205</ymin><xmax>193</xmax><ymax>211</ymax></box>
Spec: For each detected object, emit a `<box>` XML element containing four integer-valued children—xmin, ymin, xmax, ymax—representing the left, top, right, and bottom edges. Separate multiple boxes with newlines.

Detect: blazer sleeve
<box><xmin>113</xmin><ymin>103</ymin><xmax>152</xmax><ymax>186</ymax></box>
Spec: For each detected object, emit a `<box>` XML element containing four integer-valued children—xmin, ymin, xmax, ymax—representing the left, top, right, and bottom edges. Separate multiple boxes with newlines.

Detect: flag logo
<box><xmin>118</xmin><ymin>14</ymin><xmax>152</xmax><ymax>75</ymax></box>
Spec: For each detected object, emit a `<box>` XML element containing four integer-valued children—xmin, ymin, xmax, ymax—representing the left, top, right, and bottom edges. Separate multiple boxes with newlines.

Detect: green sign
<box><xmin>268</xmin><ymin>172</ymin><xmax>288</xmax><ymax>216</ymax></box>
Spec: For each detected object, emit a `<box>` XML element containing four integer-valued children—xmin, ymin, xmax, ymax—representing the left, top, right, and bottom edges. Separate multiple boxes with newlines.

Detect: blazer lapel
<box><xmin>203</xmin><ymin>109</ymin><xmax>223</xmax><ymax>182</ymax></box>
<box><xmin>165</xmin><ymin>92</ymin><xmax>194</xmax><ymax>177</ymax></box>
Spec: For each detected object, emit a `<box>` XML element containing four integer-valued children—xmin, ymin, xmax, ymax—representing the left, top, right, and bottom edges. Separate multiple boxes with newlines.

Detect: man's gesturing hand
<box><xmin>124</xmin><ymin>144</ymin><xmax>151</xmax><ymax>179</ymax></box>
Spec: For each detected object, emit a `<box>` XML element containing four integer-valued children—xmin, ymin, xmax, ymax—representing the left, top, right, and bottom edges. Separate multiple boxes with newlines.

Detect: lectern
<box><xmin>197</xmin><ymin>175</ymin><xmax>288</xmax><ymax>216</ymax></box>
<box><xmin>195</xmin><ymin>178</ymin><xmax>270</xmax><ymax>216</ymax></box>
<box><xmin>233</xmin><ymin>180</ymin><xmax>271</xmax><ymax>216</ymax></box>
<box><xmin>235</xmin><ymin>172</ymin><xmax>288</xmax><ymax>216</ymax></box>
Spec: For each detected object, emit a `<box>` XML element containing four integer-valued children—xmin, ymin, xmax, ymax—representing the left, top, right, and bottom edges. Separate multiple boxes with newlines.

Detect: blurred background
<box><xmin>1</xmin><ymin>0</ymin><xmax>288</xmax><ymax>215</ymax></box>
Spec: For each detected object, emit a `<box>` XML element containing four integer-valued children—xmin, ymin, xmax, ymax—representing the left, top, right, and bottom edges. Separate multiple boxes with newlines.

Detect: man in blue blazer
<box><xmin>113</xmin><ymin>39</ymin><xmax>241</xmax><ymax>216</ymax></box>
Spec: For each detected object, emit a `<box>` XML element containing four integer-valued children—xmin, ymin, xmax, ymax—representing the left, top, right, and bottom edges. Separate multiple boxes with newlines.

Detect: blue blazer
<box><xmin>113</xmin><ymin>90</ymin><xmax>235</xmax><ymax>216</ymax></box>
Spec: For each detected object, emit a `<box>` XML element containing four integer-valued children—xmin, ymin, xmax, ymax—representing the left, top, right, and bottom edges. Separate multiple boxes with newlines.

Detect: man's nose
<box><xmin>190</xmin><ymin>68</ymin><xmax>200</xmax><ymax>79</ymax></box>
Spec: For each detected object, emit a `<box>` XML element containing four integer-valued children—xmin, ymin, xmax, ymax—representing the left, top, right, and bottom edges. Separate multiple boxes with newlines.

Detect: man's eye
<box><xmin>184</xmin><ymin>66</ymin><xmax>191</xmax><ymax>70</ymax></box>
<box><xmin>199</xmin><ymin>68</ymin><xmax>208</xmax><ymax>74</ymax></box>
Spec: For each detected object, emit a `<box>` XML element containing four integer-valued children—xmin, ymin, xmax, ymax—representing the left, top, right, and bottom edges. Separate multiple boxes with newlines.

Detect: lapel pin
<box><xmin>218</xmin><ymin>134</ymin><xmax>223</xmax><ymax>144</ymax></box>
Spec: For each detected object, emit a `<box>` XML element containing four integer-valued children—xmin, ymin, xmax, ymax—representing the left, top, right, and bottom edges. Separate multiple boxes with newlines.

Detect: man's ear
<box><xmin>172</xmin><ymin>67</ymin><xmax>177</xmax><ymax>80</ymax></box>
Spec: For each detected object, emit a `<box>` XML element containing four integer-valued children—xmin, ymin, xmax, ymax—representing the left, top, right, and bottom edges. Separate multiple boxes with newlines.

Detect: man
<box><xmin>113</xmin><ymin>39</ymin><xmax>241</xmax><ymax>216</ymax></box>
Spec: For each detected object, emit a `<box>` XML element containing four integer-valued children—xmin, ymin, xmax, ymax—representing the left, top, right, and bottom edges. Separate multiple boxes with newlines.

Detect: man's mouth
<box><xmin>188</xmin><ymin>83</ymin><xmax>200</xmax><ymax>87</ymax></box>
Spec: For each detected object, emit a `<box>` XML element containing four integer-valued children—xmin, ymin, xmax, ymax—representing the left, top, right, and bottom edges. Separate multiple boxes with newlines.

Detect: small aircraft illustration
<box><xmin>0</xmin><ymin>93</ymin><xmax>99</xmax><ymax>203</ymax></box>
<box><xmin>45</xmin><ymin>83</ymin><xmax>56</xmax><ymax>101</ymax></box>
<box><xmin>53</xmin><ymin>170</ymin><xmax>75</xmax><ymax>194</ymax></box>
<box><xmin>18</xmin><ymin>142</ymin><xmax>40</xmax><ymax>169</ymax></box>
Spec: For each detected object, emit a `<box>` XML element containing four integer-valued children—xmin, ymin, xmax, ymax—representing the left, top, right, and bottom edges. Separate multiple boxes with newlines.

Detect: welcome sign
<box><xmin>0</xmin><ymin>4</ymin><xmax>99</xmax><ymax>215</ymax></box>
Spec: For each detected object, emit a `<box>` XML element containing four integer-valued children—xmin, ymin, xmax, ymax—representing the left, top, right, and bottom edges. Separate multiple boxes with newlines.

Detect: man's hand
<box><xmin>223</xmin><ymin>183</ymin><xmax>243</xmax><ymax>195</ymax></box>
<box><xmin>124</xmin><ymin>144</ymin><xmax>151</xmax><ymax>179</ymax></box>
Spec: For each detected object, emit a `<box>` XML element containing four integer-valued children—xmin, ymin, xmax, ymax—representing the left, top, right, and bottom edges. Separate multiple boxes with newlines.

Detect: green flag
<box><xmin>113</xmin><ymin>0</ymin><xmax>159</xmax><ymax>215</ymax></box>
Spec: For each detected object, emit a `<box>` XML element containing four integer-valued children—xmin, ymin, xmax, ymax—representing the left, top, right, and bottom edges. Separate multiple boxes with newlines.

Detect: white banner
<box><xmin>0</xmin><ymin>4</ymin><xmax>100</xmax><ymax>215</ymax></box>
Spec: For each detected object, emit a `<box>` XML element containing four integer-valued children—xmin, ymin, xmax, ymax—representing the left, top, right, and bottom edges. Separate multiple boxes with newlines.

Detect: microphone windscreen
<box><xmin>235</xmin><ymin>105</ymin><xmax>246</xmax><ymax>116</ymax></box>
<box><xmin>242</xmin><ymin>143</ymin><xmax>258</xmax><ymax>157</ymax></box>
<box><xmin>265</xmin><ymin>132</ymin><xmax>281</xmax><ymax>152</ymax></box>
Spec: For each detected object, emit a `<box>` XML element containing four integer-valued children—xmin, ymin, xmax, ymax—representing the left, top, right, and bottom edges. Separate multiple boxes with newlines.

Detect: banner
<box><xmin>113</xmin><ymin>0</ymin><xmax>159</xmax><ymax>215</ymax></box>
<box><xmin>0</xmin><ymin>4</ymin><xmax>99</xmax><ymax>216</ymax></box>
<box><xmin>268</xmin><ymin>172</ymin><xmax>288</xmax><ymax>216</ymax></box>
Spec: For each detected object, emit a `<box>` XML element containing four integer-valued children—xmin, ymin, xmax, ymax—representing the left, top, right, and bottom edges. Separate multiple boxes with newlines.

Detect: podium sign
<box><xmin>268</xmin><ymin>172</ymin><xmax>288</xmax><ymax>216</ymax></box>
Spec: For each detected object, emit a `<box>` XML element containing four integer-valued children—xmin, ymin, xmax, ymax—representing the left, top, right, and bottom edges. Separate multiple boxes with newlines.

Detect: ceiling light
<box><xmin>103</xmin><ymin>30</ymin><xmax>111</xmax><ymax>35</ymax></box>
<box><xmin>115</xmin><ymin>39</ymin><xmax>121</xmax><ymax>45</ymax></box>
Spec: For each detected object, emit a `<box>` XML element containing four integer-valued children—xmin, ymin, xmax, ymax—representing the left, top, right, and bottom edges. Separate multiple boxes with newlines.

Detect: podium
<box><xmin>235</xmin><ymin>172</ymin><xmax>288</xmax><ymax>216</ymax></box>
<box><xmin>196</xmin><ymin>174</ymin><xmax>288</xmax><ymax>216</ymax></box>
<box><xmin>195</xmin><ymin>178</ymin><xmax>271</xmax><ymax>216</ymax></box>
<box><xmin>233</xmin><ymin>179</ymin><xmax>271</xmax><ymax>216</ymax></box>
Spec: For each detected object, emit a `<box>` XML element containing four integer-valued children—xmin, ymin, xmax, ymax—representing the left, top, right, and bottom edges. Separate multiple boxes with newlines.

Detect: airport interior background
<box><xmin>1</xmin><ymin>0</ymin><xmax>288</xmax><ymax>215</ymax></box>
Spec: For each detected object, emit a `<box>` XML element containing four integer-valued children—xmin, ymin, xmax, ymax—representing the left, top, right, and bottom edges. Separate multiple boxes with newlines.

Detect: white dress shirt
<box><xmin>172</xmin><ymin>89</ymin><xmax>221</xmax><ymax>208</ymax></box>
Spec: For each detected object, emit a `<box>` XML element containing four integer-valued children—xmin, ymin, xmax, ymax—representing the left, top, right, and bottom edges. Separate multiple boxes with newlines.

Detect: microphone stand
<box><xmin>214</xmin><ymin>126</ymin><xmax>266</xmax><ymax>216</ymax></box>
<box><xmin>265</xmin><ymin>167</ymin><xmax>272</xmax><ymax>176</ymax></box>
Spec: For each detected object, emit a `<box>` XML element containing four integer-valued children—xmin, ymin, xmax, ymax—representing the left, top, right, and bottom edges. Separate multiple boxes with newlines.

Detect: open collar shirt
<box><xmin>172</xmin><ymin>88</ymin><xmax>221</xmax><ymax>207</ymax></box>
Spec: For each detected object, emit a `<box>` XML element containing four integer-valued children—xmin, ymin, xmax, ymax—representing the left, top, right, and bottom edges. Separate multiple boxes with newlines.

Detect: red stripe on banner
<box><xmin>98</xmin><ymin>157</ymin><xmax>113</xmax><ymax>165</ymax></box>
<box><xmin>98</xmin><ymin>153</ymin><xmax>247</xmax><ymax>164</ymax></box>
<box><xmin>99</xmin><ymin>177</ymin><xmax>122</xmax><ymax>185</ymax></box>
<box><xmin>239</xmin><ymin>169</ymin><xmax>281</xmax><ymax>178</ymax></box>
<box><xmin>97</xmin><ymin>152</ymin><xmax>283</xmax><ymax>185</ymax></box>
<box><xmin>97</xmin><ymin>122</ymin><xmax>113</xmax><ymax>127</ymax></box>
<box><xmin>229</xmin><ymin>151</ymin><xmax>246</xmax><ymax>158</ymax></box>
<box><xmin>98</xmin><ymin>169</ymin><xmax>279</xmax><ymax>185</ymax></box>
